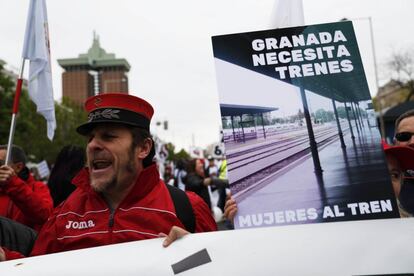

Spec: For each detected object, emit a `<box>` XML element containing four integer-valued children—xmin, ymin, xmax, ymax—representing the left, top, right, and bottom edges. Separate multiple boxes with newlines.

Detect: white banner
<box><xmin>1</xmin><ymin>218</ymin><xmax>413</xmax><ymax>275</ymax></box>
<box><xmin>270</xmin><ymin>0</ymin><xmax>304</xmax><ymax>28</ymax></box>
<box><xmin>22</xmin><ymin>0</ymin><xmax>56</xmax><ymax>140</ymax></box>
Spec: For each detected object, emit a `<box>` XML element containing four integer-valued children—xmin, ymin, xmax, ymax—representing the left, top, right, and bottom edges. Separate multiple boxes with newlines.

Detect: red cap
<box><xmin>384</xmin><ymin>145</ymin><xmax>414</xmax><ymax>170</ymax></box>
<box><xmin>76</xmin><ymin>93</ymin><xmax>154</xmax><ymax>135</ymax></box>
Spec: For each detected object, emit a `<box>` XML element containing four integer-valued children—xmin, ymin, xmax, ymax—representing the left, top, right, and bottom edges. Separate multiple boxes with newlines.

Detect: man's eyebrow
<box><xmin>102</xmin><ymin>129</ymin><xmax>118</xmax><ymax>135</ymax></box>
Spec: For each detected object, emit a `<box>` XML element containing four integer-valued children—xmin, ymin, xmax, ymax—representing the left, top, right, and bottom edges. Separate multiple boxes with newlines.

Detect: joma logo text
<box><xmin>65</xmin><ymin>220</ymin><xmax>96</xmax><ymax>229</ymax></box>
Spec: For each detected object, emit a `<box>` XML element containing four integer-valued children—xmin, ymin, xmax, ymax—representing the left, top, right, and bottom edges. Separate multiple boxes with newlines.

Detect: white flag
<box><xmin>22</xmin><ymin>0</ymin><xmax>56</xmax><ymax>140</ymax></box>
<box><xmin>270</xmin><ymin>0</ymin><xmax>305</xmax><ymax>28</ymax></box>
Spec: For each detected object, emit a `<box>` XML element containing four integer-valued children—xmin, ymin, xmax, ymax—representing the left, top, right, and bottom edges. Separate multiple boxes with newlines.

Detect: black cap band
<box><xmin>76</xmin><ymin>108</ymin><xmax>150</xmax><ymax>135</ymax></box>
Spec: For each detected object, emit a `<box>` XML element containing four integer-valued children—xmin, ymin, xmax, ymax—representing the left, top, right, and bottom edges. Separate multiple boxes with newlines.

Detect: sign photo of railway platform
<box><xmin>211</xmin><ymin>21</ymin><xmax>400</xmax><ymax>229</ymax></box>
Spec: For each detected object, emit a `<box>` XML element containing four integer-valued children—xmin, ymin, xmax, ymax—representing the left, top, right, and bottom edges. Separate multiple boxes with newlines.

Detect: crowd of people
<box><xmin>162</xmin><ymin>157</ymin><xmax>229</xmax><ymax>216</ymax></box>
<box><xmin>0</xmin><ymin>91</ymin><xmax>413</xmax><ymax>263</ymax></box>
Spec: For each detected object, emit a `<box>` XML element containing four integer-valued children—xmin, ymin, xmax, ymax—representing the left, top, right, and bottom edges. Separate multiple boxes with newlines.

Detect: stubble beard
<box><xmin>90</xmin><ymin>146</ymin><xmax>137</xmax><ymax>193</ymax></box>
<box><xmin>91</xmin><ymin>175</ymin><xmax>117</xmax><ymax>193</ymax></box>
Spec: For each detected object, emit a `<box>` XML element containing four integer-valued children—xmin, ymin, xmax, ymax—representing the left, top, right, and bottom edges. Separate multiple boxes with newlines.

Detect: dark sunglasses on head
<box><xmin>395</xmin><ymin>132</ymin><xmax>414</xmax><ymax>142</ymax></box>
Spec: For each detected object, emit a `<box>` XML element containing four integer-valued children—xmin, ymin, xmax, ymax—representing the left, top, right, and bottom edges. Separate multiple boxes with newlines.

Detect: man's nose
<box><xmin>409</xmin><ymin>135</ymin><xmax>414</xmax><ymax>148</ymax></box>
<box><xmin>87</xmin><ymin>136</ymin><xmax>103</xmax><ymax>150</ymax></box>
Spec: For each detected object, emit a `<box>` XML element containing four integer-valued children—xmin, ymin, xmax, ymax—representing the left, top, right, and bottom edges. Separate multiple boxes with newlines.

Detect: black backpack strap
<box><xmin>0</xmin><ymin>216</ymin><xmax>37</xmax><ymax>256</ymax></box>
<box><xmin>166</xmin><ymin>184</ymin><xmax>196</xmax><ymax>233</ymax></box>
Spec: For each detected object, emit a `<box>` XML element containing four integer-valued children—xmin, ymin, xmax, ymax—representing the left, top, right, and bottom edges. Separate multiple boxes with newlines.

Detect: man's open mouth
<box><xmin>92</xmin><ymin>160</ymin><xmax>112</xmax><ymax>170</ymax></box>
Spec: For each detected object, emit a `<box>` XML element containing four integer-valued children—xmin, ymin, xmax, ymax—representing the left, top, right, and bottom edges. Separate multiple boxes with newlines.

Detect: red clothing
<box><xmin>29</xmin><ymin>164</ymin><xmax>216</xmax><ymax>256</ymax></box>
<box><xmin>0</xmin><ymin>171</ymin><xmax>53</xmax><ymax>230</ymax></box>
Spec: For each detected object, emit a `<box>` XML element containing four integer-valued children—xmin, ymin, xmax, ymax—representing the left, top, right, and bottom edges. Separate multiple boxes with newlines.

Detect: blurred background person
<box><xmin>163</xmin><ymin>164</ymin><xmax>175</xmax><ymax>187</ymax></box>
<box><xmin>0</xmin><ymin>145</ymin><xmax>53</xmax><ymax>230</ymax></box>
<box><xmin>174</xmin><ymin>159</ymin><xmax>188</xmax><ymax>191</ymax></box>
<box><xmin>47</xmin><ymin>145</ymin><xmax>86</xmax><ymax>207</ymax></box>
<box><xmin>393</xmin><ymin>110</ymin><xmax>414</xmax><ymax>148</ymax></box>
<box><xmin>186</xmin><ymin>158</ymin><xmax>212</xmax><ymax>209</ymax></box>
<box><xmin>206</xmin><ymin>156</ymin><xmax>218</xmax><ymax>177</ymax></box>
<box><xmin>383</xmin><ymin>144</ymin><xmax>414</xmax><ymax>217</ymax></box>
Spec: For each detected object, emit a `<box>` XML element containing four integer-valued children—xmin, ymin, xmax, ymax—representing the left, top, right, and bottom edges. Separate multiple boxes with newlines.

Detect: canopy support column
<box><xmin>240</xmin><ymin>115</ymin><xmax>245</xmax><ymax>143</ymax></box>
<box><xmin>344</xmin><ymin>102</ymin><xmax>355</xmax><ymax>140</ymax></box>
<box><xmin>261</xmin><ymin>113</ymin><xmax>266</xmax><ymax>139</ymax></box>
<box><xmin>300</xmin><ymin>87</ymin><xmax>322</xmax><ymax>173</ymax></box>
<box><xmin>332</xmin><ymin>99</ymin><xmax>346</xmax><ymax>149</ymax></box>
<box><xmin>230</xmin><ymin>116</ymin><xmax>236</xmax><ymax>142</ymax></box>
<box><xmin>351</xmin><ymin>102</ymin><xmax>362</xmax><ymax>134</ymax></box>
<box><xmin>357</xmin><ymin>102</ymin><xmax>365</xmax><ymax>128</ymax></box>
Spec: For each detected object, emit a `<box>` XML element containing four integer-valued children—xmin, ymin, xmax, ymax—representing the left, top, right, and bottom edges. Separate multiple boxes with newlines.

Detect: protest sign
<box><xmin>212</xmin><ymin>21</ymin><xmax>400</xmax><ymax>229</ymax></box>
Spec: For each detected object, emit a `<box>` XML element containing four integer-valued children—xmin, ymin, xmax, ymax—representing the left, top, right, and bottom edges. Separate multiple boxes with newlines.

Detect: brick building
<box><xmin>57</xmin><ymin>34</ymin><xmax>130</xmax><ymax>105</ymax></box>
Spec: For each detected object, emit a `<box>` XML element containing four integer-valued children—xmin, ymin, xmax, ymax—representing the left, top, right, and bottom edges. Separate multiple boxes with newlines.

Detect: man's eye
<box><xmin>391</xmin><ymin>172</ymin><xmax>401</xmax><ymax>180</ymax></box>
<box><xmin>102</xmin><ymin>133</ymin><xmax>117</xmax><ymax>140</ymax></box>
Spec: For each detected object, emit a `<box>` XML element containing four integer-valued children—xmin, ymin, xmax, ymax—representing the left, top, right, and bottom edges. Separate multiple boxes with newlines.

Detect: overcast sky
<box><xmin>1</xmin><ymin>0</ymin><xmax>413</xmax><ymax>151</ymax></box>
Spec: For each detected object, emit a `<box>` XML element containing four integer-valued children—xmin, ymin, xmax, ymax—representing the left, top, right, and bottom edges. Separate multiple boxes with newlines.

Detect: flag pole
<box><xmin>5</xmin><ymin>58</ymin><xmax>26</xmax><ymax>165</ymax></box>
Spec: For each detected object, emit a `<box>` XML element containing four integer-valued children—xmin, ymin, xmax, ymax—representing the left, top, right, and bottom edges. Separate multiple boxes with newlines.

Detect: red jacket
<box><xmin>0</xmin><ymin>170</ymin><xmax>53</xmax><ymax>230</ymax></box>
<box><xmin>28</xmin><ymin>164</ymin><xmax>217</xmax><ymax>257</ymax></box>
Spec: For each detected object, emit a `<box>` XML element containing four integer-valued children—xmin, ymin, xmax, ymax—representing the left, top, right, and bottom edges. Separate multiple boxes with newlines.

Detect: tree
<box><xmin>0</xmin><ymin>65</ymin><xmax>88</xmax><ymax>164</ymax></box>
<box><xmin>162</xmin><ymin>142</ymin><xmax>190</xmax><ymax>163</ymax></box>
<box><xmin>387</xmin><ymin>49</ymin><xmax>414</xmax><ymax>102</ymax></box>
<box><xmin>221</xmin><ymin>117</ymin><xmax>233</xmax><ymax>129</ymax></box>
<box><xmin>336</xmin><ymin>106</ymin><xmax>348</xmax><ymax>119</ymax></box>
<box><xmin>314</xmin><ymin>108</ymin><xmax>332</xmax><ymax>123</ymax></box>
<box><xmin>297</xmin><ymin>109</ymin><xmax>304</xmax><ymax>120</ymax></box>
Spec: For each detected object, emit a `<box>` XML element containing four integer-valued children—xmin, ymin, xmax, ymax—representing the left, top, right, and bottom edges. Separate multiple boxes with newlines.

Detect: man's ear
<box><xmin>137</xmin><ymin>138</ymin><xmax>153</xmax><ymax>159</ymax></box>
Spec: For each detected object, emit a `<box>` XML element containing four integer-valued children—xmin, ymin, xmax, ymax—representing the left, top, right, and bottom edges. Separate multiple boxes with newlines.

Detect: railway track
<box><xmin>229</xmin><ymin>124</ymin><xmax>349</xmax><ymax>195</ymax></box>
<box><xmin>227</xmin><ymin>127</ymin><xmax>335</xmax><ymax>170</ymax></box>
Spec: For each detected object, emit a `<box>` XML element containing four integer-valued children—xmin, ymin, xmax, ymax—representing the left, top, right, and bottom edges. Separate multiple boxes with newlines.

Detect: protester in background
<box><xmin>186</xmin><ymin>158</ymin><xmax>229</xmax><ymax>212</ymax></box>
<box><xmin>383</xmin><ymin>144</ymin><xmax>414</xmax><ymax>217</ymax></box>
<box><xmin>174</xmin><ymin>159</ymin><xmax>188</xmax><ymax>191</ymax></box>
<box><xmin>394</xmin><ymin>109</ymin><xmax>414</xmax><ymax>148</ymax></box>
<box><xmin>391</xmin><ymin>110</ymin><xmax>414</xmax><ymax>216</ymax></box>
<box><xmin>48</xmin><ymin>145</ymin><xmax>86</xmax><ymax>207</ymax></box>
<box><xmin>163</xmin><ymin>164</ymin><xmax>175</xmax><ymax>186</ymax></box>
<box><xmin>206</xmin><ymin>156</ymin><xmax>218</xmax><ymax>177</ymax></box>
<box><xmin>216</xmin><ymin>159</ymin><xmax>229</xmax><ymax>213</ymax></box>
<box><xmin>1</xmin><ymin>93</ymin><xmax>216</xmax><ymax>261</ymax></box>
<box><xmin>0</xmin><ymin>145</ymin><xmax>53</xmax><ymax>230</ymax></box>
<box><xmin>186</xmin><ymin>158</ymin><xmax>212</xmax><ymax>209</ymax></box>
<box><xmin>206</xmin><ymin>156</ymin><xmax>219</xmax><ymax>214</ymax></box>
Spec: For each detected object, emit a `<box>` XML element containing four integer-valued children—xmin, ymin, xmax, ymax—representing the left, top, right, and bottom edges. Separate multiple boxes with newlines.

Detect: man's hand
<box><xmin>159</xmin><ymin>226</ymin><xmax>189</xmax><ymax>247</ymax></box>
<box><xmin>224</xmin><ymin>196</ymin><xmax>238</xmax><ymax>223</ymax></box>
<box><xmin>203</xmin><ymin>178</ymin><xmax>212</xmax><ymax>186</ymax></box>
<box><xmin>0</xmin><ymin>246</ymin><xmax>6</xmax><ymax>262</ymax></box>
<box><xmin>0</xmin><ymin>165</ymin><xmax>16</xmax><ymax>186</ymax></box>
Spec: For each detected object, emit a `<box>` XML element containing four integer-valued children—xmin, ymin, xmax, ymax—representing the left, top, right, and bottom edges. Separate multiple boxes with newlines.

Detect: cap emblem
<box><xmin>88</xmin><ymin>109</ymin><xmax>120</xmax><ymax>122</ymax></box>
<box><xmin>94</xmin><ymin>97</ymin><xmax>103</xmax><ymax>107</ymax></box>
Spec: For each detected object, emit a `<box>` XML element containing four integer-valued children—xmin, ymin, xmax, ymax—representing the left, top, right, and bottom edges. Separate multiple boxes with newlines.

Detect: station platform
<box><xmin>234</xmin><ymin>124</ymin><xmax>400</xmax><ymax>228</ymax></box>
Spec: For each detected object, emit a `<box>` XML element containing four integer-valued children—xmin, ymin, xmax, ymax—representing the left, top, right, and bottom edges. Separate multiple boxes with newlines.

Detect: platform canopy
<box><xmin>212</xmin><ymin>21</ymin><xmax>371</xmax><ymax>103</ymax></box>
<box><xmin>220</xmin><ymin>104</ymin><xmax>277</xmax><ymax>117</ymax></box>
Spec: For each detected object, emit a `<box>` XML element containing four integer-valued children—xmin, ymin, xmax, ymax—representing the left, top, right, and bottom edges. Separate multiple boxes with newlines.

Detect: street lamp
<box><xmin>156</xmin><ymin>120</ymin><xmax>169</xmax><ymax>130</ymax></box>
<box><xmin>341</xmin><ymin>16</ymin><xmax>385</xmax><ymax>137</ymax></box>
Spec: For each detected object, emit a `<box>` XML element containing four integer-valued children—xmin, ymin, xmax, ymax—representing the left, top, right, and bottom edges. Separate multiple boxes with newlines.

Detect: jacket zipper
<box><xmin>108</xmin><ymin>206</ymin><xmax>115</xmax><ymax>244</ymax></box>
